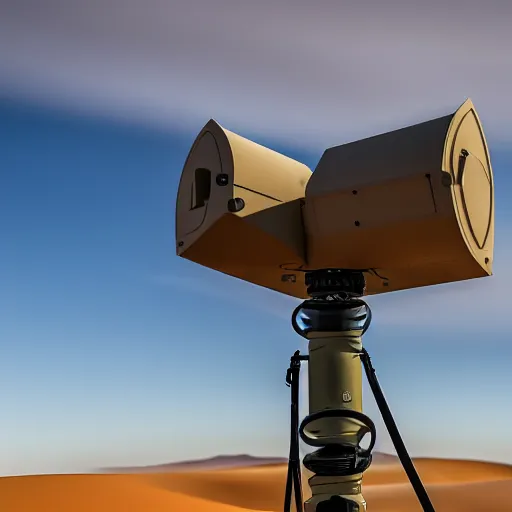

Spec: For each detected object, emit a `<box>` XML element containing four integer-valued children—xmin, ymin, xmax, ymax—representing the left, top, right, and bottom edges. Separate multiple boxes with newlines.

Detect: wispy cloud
<box><xmin>366</xmin><ymin>273</ymin><xmax>504</xmax><ymax>330</ymax></box>
<box><xmin>151</xmin><ymin>270</ymin><xmax>301</xmax><ymax>321</ymax></box>
<box><xmin>1</xmin><ymin>0</ymin><xmax>511</xmax><ymax>149</ymax></box>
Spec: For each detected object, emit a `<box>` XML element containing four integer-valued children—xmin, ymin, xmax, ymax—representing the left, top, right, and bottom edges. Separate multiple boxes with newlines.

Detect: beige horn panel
<box><xmin>445</xmin><ymin>99</ymin><xmax>494</xmax><ymax>273</ymax></box>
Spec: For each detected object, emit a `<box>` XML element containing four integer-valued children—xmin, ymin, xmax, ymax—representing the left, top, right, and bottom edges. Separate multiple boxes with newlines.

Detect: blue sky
<box><xmin>0</xmin><ymin>99</ymin><xmax>319</xmax><ymax>475</ymax></box>
<box><xmin>1</xmin><ymin>97</ymin><xmax>512</xmax><ymax>476</ymax></box>
<box><xmin>1</xmin><ymin>0</ymin><xmax>512</xmax><ymax>477</ymax></box>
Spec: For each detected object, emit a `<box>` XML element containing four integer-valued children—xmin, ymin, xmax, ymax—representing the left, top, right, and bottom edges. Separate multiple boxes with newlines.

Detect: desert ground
<box><xmin>1</xmin><ymin>454</ymin><xmax>512</xmax><ymax>511</ymax></box>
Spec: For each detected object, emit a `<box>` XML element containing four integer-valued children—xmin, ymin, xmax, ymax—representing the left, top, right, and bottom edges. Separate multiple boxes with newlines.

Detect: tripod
<box><xmin>284</xmin><ymin>269</ymin><xmax>436</xmax><ymax>512</ymax></box>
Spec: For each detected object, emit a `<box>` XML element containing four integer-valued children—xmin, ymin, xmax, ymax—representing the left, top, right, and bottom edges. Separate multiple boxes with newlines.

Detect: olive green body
<box><xmin>304</xmin><ymin>331</ymin><xmax>368</xmax><ymax>511</ymax></box>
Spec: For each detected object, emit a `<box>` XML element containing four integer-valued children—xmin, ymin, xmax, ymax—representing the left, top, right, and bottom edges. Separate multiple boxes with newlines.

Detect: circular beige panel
<box><xmin>450</xmin><ymin>109</ymin><xmax>493</xmax><ymax>252</ymax></box>
<box><xmin>460</xmin><ymin>152</ymin><xmax>492</xmax><ymax>248</ymax></box>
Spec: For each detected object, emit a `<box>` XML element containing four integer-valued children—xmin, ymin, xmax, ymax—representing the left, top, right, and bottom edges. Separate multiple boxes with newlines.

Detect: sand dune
<box><xmin>363</xmin><ymin>457</ymin><xmax>512</xmax><ymax>486</ymax></box>
<box><xmin>2</xmin><ymin>457</ymin><xmax>512</xmax><ymax>512</ymax></box>
<box><xmin>363</xmin><ymin>479</ymin><xmax>512</xmax><ymax>512</ymax></box>
<box><xmin>101</xmin><ymin>454</ymin><xmax>288</xmax><ymax>473</ymax></box>
<box><xmin>99</xmin><ymin>452</ymin><xmax>410</xmax><ymax>474</ymax></box>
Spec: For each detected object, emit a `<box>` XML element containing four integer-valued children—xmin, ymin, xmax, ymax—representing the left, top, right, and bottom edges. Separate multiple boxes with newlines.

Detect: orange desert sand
<box><xmin>2</xmin><ymin>454</ymin><xmax>512</xmax><ymax>511</ymax></box>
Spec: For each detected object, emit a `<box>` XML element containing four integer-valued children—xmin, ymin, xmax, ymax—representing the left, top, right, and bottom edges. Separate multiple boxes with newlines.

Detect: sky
<box><xmin>1</xmin><ymin>0</ymin><xmax>512</xmax><ymax>476</ymax></box>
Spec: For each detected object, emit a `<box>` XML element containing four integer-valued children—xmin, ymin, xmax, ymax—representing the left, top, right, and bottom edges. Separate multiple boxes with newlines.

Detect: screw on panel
<box><xmin>216</xmin><ymin>174</ymin><xmax>229</xmax><ymax>186</ymax></box>
<box><xmin>441</xmin><ymin>173</ymin><xmax>452</xmax><ymax>187</ymax></box>
<box><xmin>227</xmin><ymin>198</ymin><xmax>245</xmax><ymax>213</ymax></box>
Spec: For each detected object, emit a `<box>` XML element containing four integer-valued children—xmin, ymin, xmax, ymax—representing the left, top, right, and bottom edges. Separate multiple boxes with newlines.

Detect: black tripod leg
<box><xmin>292</xmin><ymin>463</ymin><xmax>304</xmax><ymax>511</ymax></box>
<box><xmin>285</xmin><ymin>352</ymin><xmax>304</xmax><ymax>512</ymax></box>
<box><xmin>284</xmin><ymin>462</ymin><xmax>294</xmax><ymax>512</ymax></box>
<box><xmin>360</xmin><ymin>348</ymin><xmax>436</xmax><ymax>512</ymax></box>
<box><xmin>285</xmin><ymin>462</ymin><xmax>303</xmax><ymax>512</ymax></box>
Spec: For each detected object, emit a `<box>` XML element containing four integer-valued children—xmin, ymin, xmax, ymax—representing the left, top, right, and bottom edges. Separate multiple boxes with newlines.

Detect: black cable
<box><xmin>359</xmin><ymin>348</ymin><xmax>436</xmax><ymax>512</ymax></box>
<box><xmin>284</xmin><ymin>351</ymin><xmax>307</xmax><ymax>512</ymax></box>
<box><xmin>362</xmin><ymin>302</ymin><xmax>372</xmax><ymax>336</ymax></box>
<box><xmin>299</xmin><ymin>408</ymin><xmax>376</xmax><ymax>454</ymax></box>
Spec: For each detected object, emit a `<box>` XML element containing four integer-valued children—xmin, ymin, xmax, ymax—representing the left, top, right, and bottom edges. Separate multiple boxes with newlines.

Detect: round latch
<box><xmin>216</xmin><ymin>173</ymin><xmax>229</xmax><ymax>186</ymax></box>
<box><xmin>227</xmin><ymin>198</ymin><xmax>245</xmax><ymax>213</ymax></box>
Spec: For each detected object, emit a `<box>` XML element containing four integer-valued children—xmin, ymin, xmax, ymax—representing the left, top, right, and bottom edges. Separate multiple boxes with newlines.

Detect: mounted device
<box><xmin>175</xmin><ymin>99</ymin><xmax>494</xmax><ymax>511</ymax></box>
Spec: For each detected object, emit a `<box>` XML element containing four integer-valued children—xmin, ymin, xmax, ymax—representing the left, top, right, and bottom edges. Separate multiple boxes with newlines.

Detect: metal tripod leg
<box><xmin>359</xmin><ymin>349</ymin><xmax>436</xmax><ymax>512</ymax></box>
<box><xmin>285</xmin><ymin>351</ymin><xmax>305</xmax><ymax>512</ymax></box>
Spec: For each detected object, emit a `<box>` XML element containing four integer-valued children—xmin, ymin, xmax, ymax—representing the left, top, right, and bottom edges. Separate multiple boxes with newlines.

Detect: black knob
<box><xmin>227</xmin><ymin>198</ymin><xmax>245</xmax><ymax>213</ymax></box>
<box><xmin>216</xmin><ymin>174</ymin><xmax>229</xmax><ymax>186</ymax></box>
